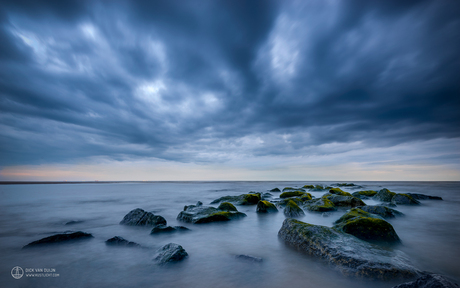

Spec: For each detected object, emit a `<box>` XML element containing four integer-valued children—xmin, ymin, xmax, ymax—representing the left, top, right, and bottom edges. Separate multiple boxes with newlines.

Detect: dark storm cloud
<box><xmin>0</xmin><ymin>0</ymin><xmax>459</xmax><ymax>166</ymax></box>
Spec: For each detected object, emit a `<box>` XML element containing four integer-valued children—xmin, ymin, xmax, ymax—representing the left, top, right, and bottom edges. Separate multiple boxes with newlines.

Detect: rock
<box><xmin>154</xmin><ymin>243</ymin><xmax>188</xmax><ymax>265</ymax></box>
<box><xmin>256</xmin><ymin>200</ymin><xmax>278</xmax><ymax>213</ymax></box>
<box><xmin>374</xmin><ymin>188</ymin><xmax>396</xmax><ymax>202</ymax></box>
<box><xmin>261</xmin><ymin>192</ymin><xmax>273</xmax><ymax>200</ymax></box>
<box><xmin>304</xmin><ymin>198</ymin><xmax>337</xmax><ymax>212</ymax></box>
<box><xmin>280</xmin><ymin>191</ymin><xmax>307</xmax><ymax>198</ymax></box>
<box><xmin>270</xmin><ymin>188</ymin><xmax>281</xmax><ymax>192</ymax></box>
<box><xmin>235</xmin><ymin>254</ymin><xmax>263</xmax><ymax>262</ymax></box>
<box><xmin>352</xmin><ymin>190</ymin><xmax>377</xmax><ymax>199</ymax></box>
<box><xmin>218</xmin><ymin>202</ymin><xmax>238</xmax><ymax>212</ymax></box>
<box><xmin>65</xmin><ymin>220</ymin><xmax>84</xmax><ymax>225</ymax></box>
<box><xmin>333</xmin><ymin>208</ymin><xmax>400</xmax><ymax>244</ymax></box>
<box><xmin>392</xmin><ymin>194</ymin><xmax>421</xmax><ymax>205</ymax></box>
<box><xmin>105</xmin><ymin>236</ymin><xmax>140</xmax><ymax>247</ymax></box>
<box><xmin>23</xmin><ymin>231</ymin><xmax>93</xmax><ymax>248</ymax></box>
<box><xmin>358</xmin><ymin>205</ymin><xmax>404</xmax><ymax>218</ymax></box>
<box><xmin>120</xmin><ymin>208</ymin><xmax>167</xmax><ymax>227</ymax></box>
<box><xmin>392</xmin><ymin>273</ymin><xmax>459</xmax><ymax>288</ymax></box>
<box><xmin>322</xmin><ymin>194</ymin><xmax>366</xmax><ymax>208</ymax></box>
<box><xmin>328</xmin><ymin>188</ymin><xmax>353</xmax><ymax>196</ymax></box>
<box><xmin>282</xmin><ymin>187</ymin><xmax>306</xmax><ymax>192</ymax></box>
<box><xmin>406</xmin><ymin>193</ymin><xmax>442</xmax><ymax>201</ymax></box>
<box><xmin>196</xmin><ymin>201</ymin><xmax>203</xmax><ymax>206</ymax></box>
<box><xmin>210</xmin><ymin>193</ymin><xmax>261</xmax><ymax>205</ymax></box>
<box><xmin>302</xmin><ymin>185</ymin><xmax>315</xmax><ymax>189</ymax></box>
<box><xmin>278</xmin><ymin>218</ymin><xmax>419</xmax><ymax>280</ymax></box>
<box><xmin>284</xmin><ymin>200</ymin><xmax>305</xmax><ymax>217</ymax></box>
<box><xmin>336</xmin><ymin>183</ymin><xmax>357</xmax><ymax>187</ymax></box>
<box><xmin>150</xmin><ymin>225</ymin><xmax>190</xmax><ymax>234</ymax></box>
<box><xmin>177</xmin><ymin>204</ymin><xmax>246</xmax><ymax>224</ymax></box>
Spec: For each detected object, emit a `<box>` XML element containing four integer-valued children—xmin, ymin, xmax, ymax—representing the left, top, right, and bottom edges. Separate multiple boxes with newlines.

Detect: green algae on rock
<box><xmin>391</xmin><ymin>194</ymin><xmax>421</xmax><ymax>205</ymax></box>
<box><xmin>284</xmin><ymin>200</ymin><xmax>305</xmax><ymax>217</ymax></box>
<box><xmin>374</xmin><ymin>188</ymin><xmax>397</xmax><ymax>202</ymax></box>
<box><xmin>218</xmin><ymin>202</ymin><xmax>238</xmax><ymax>212</ymax></box>
<box><xmin>278</xmin><ymin>218</ymin><xmax>418</xmax><ymax>280</ymax></box>
<box><xmin>358</xmin><ymin>205</ymin><xmax>404</xmax><ymax>218</ymax></box>
<box><xmin>211</xmin><ymin>193</ymin><xmax>261</xmax><ymax>205</ymax></box>
<box><xmin>322</xmin><ymin>193</ymin><xmax>366</xmax><ymax>208</ymax></box>
<box><xmin>282</xmin><ymin>187</ymin><xmax>306</xmax><ymax>192</ymax></box>
<box><xmin>328</xmin><ymin>188</ymin><xmax>353</xmax><ymax>197</ymax></box>
<box><xmin>177</xmin><ymin>204</ymin><xmax>246</xmax><ymax>224</ymax></box>
<box><xmin>256</xmin><ymin>200</ymin><xmax>278</xmax><ymax>213</ymax></box>
<box><xmin>304</xmin><ymin>197</ymin><xmax>337</xmax><ymax>212</ymax></box>
<box><xmin>352</xmin><ymin>190</ymin><xmax>377</xmax><ymax>199</ymax></box>
<box><xmin>280</xmin><ymin>191</ymin><xmax>307</xmax><ymax>198</ymax></box>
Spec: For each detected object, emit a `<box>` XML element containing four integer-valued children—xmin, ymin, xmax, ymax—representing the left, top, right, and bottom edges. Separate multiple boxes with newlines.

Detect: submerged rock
<box><xmin>322</xmin><ymin>194</ymin><xmax>366</xmax><ymax>208</ymax></box>
<box><xmin>65</xmin><ymin>220</ymin><xmax>84</xmax><ymax>225</ymax></box>
<box><xmin>374</xmin><ymin>188</ymin><xmax>396</xmax><ymax>202</ymax></box>
<box><xmin>358</xmin><ymin>205</ymin><xmax>404</xmax><ymax>218</ymax></box>
<box><xmin>105</xmin><ymin>236</ymin><xmax>140</xmax><ymax>247</ymax></box>
<box><xmin>392</xmin><ymin>194</ymin><xmax>421</xmax><ymax>205</ymax></box>
<box><xmin>256</xmin><ymin>200</ymin><xmax>278</xmax><ymax>213</ymax></box>
<box><xmin>304</xmin><ymin>198</ymin><xmax>337</xmax><ymax>212</ymax></box>
<box><xmin>235</xmin><ymin>254</ymin><xmax>263</xmax><ymax>262</ymax></box>
<box><xmin>352</xmin><ymin>190</ymin><xmax>377</xmax><ymax>199</ymax></box>
<box><xmin>120</xmin><ymin>208</ymin><xmax>167</xmax><ymax>227</ymax></box>
<box><xmin>278</xmin><ymin>218</ymin><xmax>419</xmax><ymax>280</ymax></box>
<box><xmin>177</xmin><ymin>204</ymin><xmax>246</xmax><ymax>224</ymax></box>
<box><xmin>270</xmin><ymin>188</ymin><xmax>281</xmax><ymax>192</ymax></box>
<box><xmin>333</xmin><ymin>208</ymin><xmax>400</xmax><ymax>244</ymax></box>
<box><xmin>23</xmin><ymin>231</ymin><xmax>93</xmax><ymax>248</ymax></box>
<box><xmin>150</xmin><ymin>225</ymin><xmax>190</xmax><ymax>234</ymax></box>
<box><xmin>154</xmin><ymin>243</ymin><xmax>188</xmax><ymax>265</ymax></box>
<box><xmin>392</xmin><ymin>273</ymin><xmax>459</xmax><ymax>288</ymax></box>
<box><xmin>218</xmin><ymin>202</ymin><xmax>238</xmax><ymax>212</ymax></box>
<box><xmin>282</xmin><ymin>187</ymin><xmax>306</xmax><ymax>192</ymax></box>
<box><xmin>284</xmin><ymin>200</ymin><xmax>305</xmax><ymax>217</ymax></box>
<box><xmin>406</xmin><ymin>193</ymin><xmax>442</xmax><ymax>201</ymax></box>
<box><xmin>211</xmin><ymin>193</ymin><xmax>261</xmax><ymax>205</ymax></box>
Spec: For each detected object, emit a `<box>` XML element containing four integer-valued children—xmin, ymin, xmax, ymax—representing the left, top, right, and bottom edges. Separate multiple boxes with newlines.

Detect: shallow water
<box><xmin>0</xmin><ymin>181</ymin><xmax>459</xmax><ymax>287</ymax></box>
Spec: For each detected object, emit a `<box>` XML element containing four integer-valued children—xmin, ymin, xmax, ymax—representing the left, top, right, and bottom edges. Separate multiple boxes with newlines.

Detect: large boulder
<box><xmin>177</xmin><ymin>204</ymin><xmax>246</xmax><ymax>224</ymax></box>
<box><xmin>304</xmin><ymin>198</ymin><xmax>337</xmax><ymax>212</ymax></box>
<box><xmin>105</xmin><ymin>236</ymin><xmax>140</xmax><ymax>247</ymax></box>
<box><xmin>406</xmin><ymin>193</ymin><xmax>442</xmax><ymax>201</ymax></box>
<box><xmin>392</xmin><ymin>194</ymin><xmax>421</xmax><ymax>205</ymax></box>
<box><xmin>284</xmin><ymin>200</ymin><xmax>305</xmax><ymax>217</ymax></box>
<box><xmin>154</xmin><ymin>243</ymin><xmax>188</xmax><ymax>265</ymax></box>
<box><xmin>120</xmin><ymin>208</ymin><xmax>167</xmax><ymax>227</ymax></box>
<box><xmin>211</xmin><ymin>193</ymin><xmax>261</xmax><ymax>205</ymax></box>
<box><xmin>218</xmin><ymin>202</ymin><xmax>238</xmax><ymax>212</ymax></box>
<box><xmin>322</xmin><ymin>194</ymin><xmax>366</xmax><ymax>208</ymax></box>
<box><xmin>352</xmin><ymin>190</ymin><xmax>377</xmax><ymax>199</ymax></box>
<box><xmin>280</xmin><ymin>191</ymin><xmax>308</xmax><ymax>198</ymax></box>
<box><xmin>278</xmin><ymin>218</ymin><xmax>419</xmax><ymax>280</ymax></box>
<box><xmin>374</xmin><ymin>188</ymin><xmax>396</xmax><ymax>202</ymax></box>
<box><xmin>256</xmin><ymin>200</ymin><xmax>278</xmax><ymax>213</ymax></box>
<box><xmin>23</xmin><ymin>231</ymin><xmax>93</xmax><ymax>248</ymax></box>
<box><xmin>333</xmin><ymin>208</ymin><xmax>400</xmax><ymax>244</ymax></box>
<box><xmin>392</xmin><ymin>274</ymin><xmax>459</xmax><ymax>288</ymax></box>
<box><xmin>358</xmin><ymin>205</ymin><xmax>404</xmax><ymax>218</ymax></box>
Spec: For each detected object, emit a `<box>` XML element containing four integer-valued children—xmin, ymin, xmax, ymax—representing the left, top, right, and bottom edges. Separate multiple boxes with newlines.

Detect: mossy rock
<box><xmin>270</xmin><ymin>188</ymin><xmax>281</xmax><ymax>192</ymax></box>
<box><xmin>302</xmin><ymin>185</ymin><xmax>315</xmax><ymax>189</ymax></box>
<box><xmin>282</xmin><ymin>187</ymin><xmax>306</xmax><ymax>192</ymax></box>
<box><xmin>211</xmin><ymin>193</ymin><xmax>261</xmax><ymax>205</ymax></box>
<box><xmin>406</xmin><ymin>193</ymin><xmax>442</xmax><ymax>200</ymax></box>
<box><xmin>305</xmin><ymin>198</ymin><xmax>337</xmax><ymax>212</ymax></box>
<box><xmin>256</xmin><ymin>200</ymin><xmax>278</xmax><ymax>213</ymax></box>
<box><xmin>284</xmin><ymin>200</ymin><xmax>305</xmax><ymax>217</ymax></box>
<box><xmin>358</xmin><ymin>205</ymin><xmax>404</xmax><ymax>218</ymax></box>
<box><xmin>218</xmin><ymin>202</ymin><xmax>238</xmax><ymax>212</ymax></box>
<box><xmin>241</xmin><ymin>193</ymin><xmax>261</xmax><ymax>205</ymax></box>
<box><xmin>280</xmin><ymin>191</ymin><xmax>306</xmax><ymax>198</ymax></box>
<box><xmin>352</xmin><ymin>190</ymin><xmax>377</xmax><ymax>199</ymax></box>
<box><xmin>334</xmin><ymin>208</ymin><xmax>400</xmax><ymax>244</ymax></box>
<box><xmin>391</xmin><ymin>194</ymin><xmax>420</xmax><ymax>205</ymax></box>
<box><xmin>299</xmin><ymin>193</ymin><xmax>313</xmax><ymax>201</ymax></box>
<box><xmin>177</xmin><ymin>204</ymin><xmax>246</xmax><ymax>224</ymax></box>
<box><xmin>373</xmin><ymin>188</ymin><xmax>396</xmax><ymax>202</ymax></box>
<box><xmin>322</xmin><ymin>194</ymin><xmax>366</xmax><ymax>207</ymax></box>
<box><xmin>328</xmin><ymin>188</ymin><xmax>353</xmax><ymax>197</ymax></box>
<box><xmin>336</xmin><ymin>183</ymin><xmax>356</xmax><ymax>187</ymax></box>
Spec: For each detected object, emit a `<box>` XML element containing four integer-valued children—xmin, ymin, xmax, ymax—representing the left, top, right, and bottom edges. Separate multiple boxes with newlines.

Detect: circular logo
<box><xmin>11</xmin><ymin>266</ymin><xmax>24</xmax><ymax>279</ymax></box>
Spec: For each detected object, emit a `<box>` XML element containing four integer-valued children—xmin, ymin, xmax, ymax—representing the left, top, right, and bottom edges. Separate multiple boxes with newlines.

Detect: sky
<box><xmin>0</xmin><ymin>0</ymin><xmax>459</xmax><ymax>181</ymax></box>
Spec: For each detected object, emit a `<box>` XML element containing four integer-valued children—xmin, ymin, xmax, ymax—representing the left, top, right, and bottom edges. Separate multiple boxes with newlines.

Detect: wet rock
<box><xmin>336</xmin><ymin>183</ymin><xmax>357</xmax><ymax>187</ymax></box>
<box><xmin>358</xmin><ymin>205</ymin><xmax>404</xmax><ymax>218</ymax></box>
<box><xmin>105</xmin><ymin>236</ymin><xmax>140</xmax><ymax>247</ymax></box>
<box><xmin>322</xmin><ymin>194</ymin><xmax>366</xmax><ymax>208</ymax></box>
<box><xmin>282</xmin><ymin>187</ymin><xmax>306</xmax><ymax>192</ymax></box>
<box><xmin>302</xmin><ymin>185</ymin><xmax>315</xmax><ymax>189</ymax></box>
<box><xmin>392</xmin><ymin>194</ymin><xmax>421</xmax><ymax>205</ymax></box>
<box><xmin>352</xmin><ymin>190</ymin><xmax>377</xmax><ymax>199</ymax></box>
<box><xmin>154</xmin><ymin>243</ymin><xmax>188</xmax><ymax>265</ymax></box>
<box><xmin>65</xmin><ymin>220</ymin><xmax>84</xmax><ymax>225</ymax></box>
<box><xmin>196</xmin><ymin>201</ymin><xmax>203</xmax><ymax>206</ymax></box>
<box><xmin>256</xmin><ymin>200</ymin><xmax>278</xmax><ymax>213</ymax></box>
<box><xmin>23</xmin><ymin>231</ymin><xmax>93</xmax><ymax>248</ymax></box>
<box><xmin>261</xmin><ymin>192</ymin><xmax>273</xmax><ymax>200</ymax></box>
<box><xmin>284</xmin><ymin>200</ymin><xmax>305</xmax><ymax>217</ymax></box>
<box><xmin>177</xmin><ymin>204</ymin><xmax>246</xmax><ymax>224</ymax></box>
<box><xmin>278</xmin><ymin>218</ymin><xmax>419</xmax><ymax>280</ymax></box>
<box><xmin>333</xmin><ymin>208</ymin><xmax>400</xmax><ymax>244</ymax></box>
<box><xmin>210</xmin><ymin>193</ymin><xmax>261</xmax><ymax>205</ymax></box>
<box><xmin>280</xmin><ymin>191</ymin><xmax>312</xmax><ymax>199</ymax></box>
<box><xmin>150</xmin><ymin>225</ymin><xmax>190</xmax><ymax>234</ymax></box>
<box><xmin>120</xmin><ymin>208</ymin><xmax>167</xmax><ymax>227</ymax></box>
<box><xmin>328</xmin><ymin>188</ymin><xmax>353</xmax><ymax>197</ymax></box>
<box><xmin>270</xmin><ymin>188</ymin><xmax>281</xmax><ymax>192</ymax></box>
<box><xmin>235</xmin><ymin>254</ymin><xmax>263</xmax><ymax>262</ymax></box>
<box><xmin>304</xmin><ymin>198</ymin><xmax>337</xmax><ymax>212</ymax></box>
<box><xmin>392</xmin><ymin>273</ymin><xmax>459</xmax><ymax>288</ymax></box>
<box><xmin>218</xmin><ymin>202</ymin><xmax>238</xmax><ymax>212</ymax></box>
<box><xmin>406</xmin><ymin>193</ymin><xmax>442</xmax><ymax>201</ymax></box>
<box><xmin>309</xmin><ymin>185</ymin><xmax>332</xmax><ymax>191</ymax></box>
<box><xmin>374</xmin><ymin>188</ymin><xmax>396</xmax><ymax>202</ymax></box>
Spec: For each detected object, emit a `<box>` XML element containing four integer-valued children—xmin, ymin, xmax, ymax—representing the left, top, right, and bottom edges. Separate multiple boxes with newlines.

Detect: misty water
<box><xmin>0</xmin><ymin>181</ymin><xmax>459</xmax><ymax>288</ymax></box>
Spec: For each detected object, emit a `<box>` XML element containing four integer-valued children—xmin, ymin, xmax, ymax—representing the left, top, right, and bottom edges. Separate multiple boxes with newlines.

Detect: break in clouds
<box><xmin>0</xmin><ymin>0</ymin><xmax>459</xmax><ymax>176</ymax></box>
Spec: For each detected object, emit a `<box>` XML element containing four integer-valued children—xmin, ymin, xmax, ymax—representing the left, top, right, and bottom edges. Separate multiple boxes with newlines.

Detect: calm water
<box><xmin>0</xmin><ymin>181</ymin><xmax>459</xmax><ymax>288</ymax></box>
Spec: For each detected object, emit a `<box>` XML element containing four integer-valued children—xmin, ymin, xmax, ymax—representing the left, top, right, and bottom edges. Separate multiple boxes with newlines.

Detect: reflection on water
<box><xmin>0</xmin><ymin>181</ymin><xmax>459</xmax><ymax>288</ymax></box>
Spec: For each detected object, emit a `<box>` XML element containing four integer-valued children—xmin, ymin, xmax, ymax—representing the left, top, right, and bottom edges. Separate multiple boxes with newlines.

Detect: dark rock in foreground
<box><xmin>23</xmin><ymin>231</ymin><xmax>93</xmax><ymax>248</ymax></box>
<box><xmin>392</xmin><ymin>274</ymin><xmax>459</xmax><ymax>288</ymax></box>
<box><xmin>278</xmin><ymin>218</ymin><xmax>418</xmax><ymax>280</ymax></box>
<box><xmin>120</xmin><ymin>208</ymin><xmax>167</xmax><ymax>227</ymax></box>
<box><xmin>150</xmin><ymin>225</ymin><xmax>190</xmax><ymax>234</ymax></box>
<box><xmin>154</xmin><ymin>243</ymin><xmax>188</xmax><ymax>265</ymax></box>
<box><xmin>256</xmin><ymin>200</ymin><xmax>278</xmax><ymax>213</ymax></box>
<box><xmin>235</xmin><ymin>254</ymin><xmax>263</xmax><ymax>262</ymax></box>
<box><xmin>284</xmin><ymin>200</ymin><xmax>305</xmax><ymax>217</ymax></box>
<box><xmin>177</xmin><ymin>204</ymin><xmax>246</xmax><ymax>224</ymax></box>
<box><xmin>106</xmin><ymin>236</ymin><xmax>140</xmax><ymax>247</ymax></box>
<box><xmin>392</xmin><ymin>194</ymin><xmax>421</xmax><ymax>205</ymax></box>
<box><xmin>406</xmin><ymin>193</ymin><xmax>442</xmax><ymax>201</ymax></box>
<box><xmin>218</xmin><ymin>202</ymin><xmax>238</xmax><ymax>212</ymax></box>
<box><xmin>334</xmin><ymin>208</ymin><xmax>401</xmax><ymax>244</ymax></box>
<box><xmin>358</xmin><ymin>205</ymin><xmax>404</xmax><ymax>218</ymax></box>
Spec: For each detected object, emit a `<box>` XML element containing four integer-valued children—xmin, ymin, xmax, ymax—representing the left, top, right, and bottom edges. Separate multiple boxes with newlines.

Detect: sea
<box><xmin>0</xmin><ymin>181</ymin><xmax>459</xmax><ymax>288</ymax></box>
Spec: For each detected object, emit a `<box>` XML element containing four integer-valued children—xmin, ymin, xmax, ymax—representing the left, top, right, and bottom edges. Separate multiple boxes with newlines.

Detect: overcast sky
<box><xmin>0</xmin><ymin>0</ymin><xmax>459</xmax><ymax>181</ymax></box>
